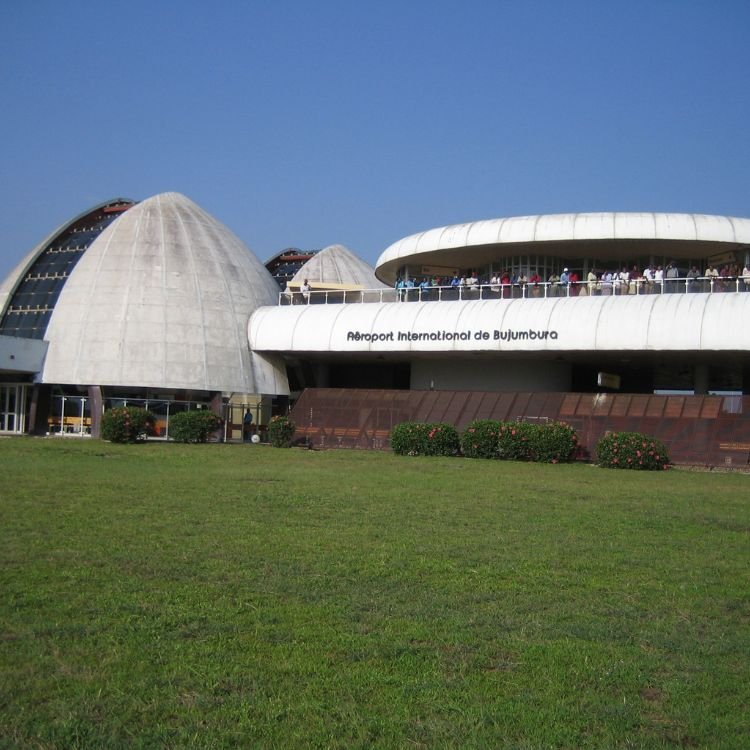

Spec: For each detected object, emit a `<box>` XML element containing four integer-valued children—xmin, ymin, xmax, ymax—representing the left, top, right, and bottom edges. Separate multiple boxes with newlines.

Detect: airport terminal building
<box><xmin>2</xmin><ymin>193</ymin><xmax>750</xmax><ymax>463</ymax></box>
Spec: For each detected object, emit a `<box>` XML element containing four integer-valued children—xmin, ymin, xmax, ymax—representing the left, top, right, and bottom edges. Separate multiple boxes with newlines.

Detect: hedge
<box><xmin>395</xmin><ymin>419</ymin><xmax>577</xmax><ymax>462</ymax></box>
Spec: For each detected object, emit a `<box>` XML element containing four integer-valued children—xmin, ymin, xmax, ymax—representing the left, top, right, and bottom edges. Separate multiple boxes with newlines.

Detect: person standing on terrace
<box><xmin>419</xmin><ymin>277</ymin><xmax>431</xmax><ymax>299</ymax></box>
<box><xmin>742</xmin><ymin>262</ymin><xmax>750</xmax><ymax>291</ymax></box>
<box><xmin>666</xmin><ymin>262</ymin><xmax>679</xmax><ymax>293</ymax></box>
<box><xmin>548</xmin><ymin>270</ymin><xmax>561</xmax><ymax>297</ymax></box>
<box><xmin>687</xmin><ymin>266</ymin><xmax>700</xmax><ymax>292</ymax></box>
<box><xmin>704</xmin><ymin>263</ymin><xmax>719</xmax><ymax>292</ymax></box>
<box><xmin>559</xmin><ymin>268</ymin><xmax>570</xmax><ymax>296</ymax></box>
<box><xmin>587</xmin><ymin>269</ymin><xmax>598</xmax><ymax>295</ymax></box>
<box><xmin>529</xmin><ymin>270</ymin><xmax>542</xmax><ymax>297</ymax></box>
<box><xmin>654</xmin><ymin>265</ymin><xmax>664</xmax><ymax>293</ymax></box>
<box><xmin>643</xmin><ymin>265</ymin><xmax>654</xmax><ymax>293</ymax></box>
<box><xmin>568</xmin><ymin>270</ymin><xmax>579</xmax><ymax>297</ymax></box>
<box><xmin>617</xmin><ymin>267</ymin><xmax>629</xmax><ymax>295</ymax></box>
<box><xmin>395</xmin><ymin>276</ymin><xmax>405</xmax><ymax>301</ymax></box>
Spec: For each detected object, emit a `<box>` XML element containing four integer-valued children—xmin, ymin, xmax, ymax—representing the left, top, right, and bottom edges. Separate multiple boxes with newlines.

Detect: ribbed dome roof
<box><xmin>41</xmin><ymin>192</ymin><xmax>287</xmax><ymax>394</ymax></box>
<box><xmin>292</xmin><ymin>244</ymin><xmax>388</xmax><ymax>288</ymax></box>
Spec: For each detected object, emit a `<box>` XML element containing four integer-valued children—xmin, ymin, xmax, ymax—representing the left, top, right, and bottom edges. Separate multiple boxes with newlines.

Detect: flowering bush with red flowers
<box><xmin>391</xmin><ymin>422</ymin><xmax>459</xmax><ymax>456</ymax></box>
<box><xmin>596</xmin><ymin>431</ymin><xmax>670</xmax><ymax>470</ymax></box>
<box><xmin>528</xmin><ymin>421</ymin><xmax>579</xmax><ymax>463</ymax></box>
<box><xmin>101</xmin><ymin>406</ymin><xmax>155</xmax><ymax>443</ymax></box>
<box><xmin>497</xmin><ymin>421</ymin><xmax>536</xmax><ymax>461</ymax></box>
<box><xmin>460</xmin><ymin>420</ymin><xmax>502</xmax><ymax>459</ymax></box>
<box><xmin>464</xmin><ymin>420</ymin><xmax>579</xmax><ymax>463</ymax></box>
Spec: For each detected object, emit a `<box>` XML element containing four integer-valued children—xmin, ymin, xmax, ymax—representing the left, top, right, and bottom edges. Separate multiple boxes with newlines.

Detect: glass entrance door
<box><xmin>0</xmin><ymin>384</ymin><xmax>26</xmax><ymax>434</ymax></box>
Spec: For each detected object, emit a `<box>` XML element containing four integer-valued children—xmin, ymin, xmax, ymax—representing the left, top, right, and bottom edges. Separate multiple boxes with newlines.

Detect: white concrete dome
<box><xmin>291</xmin><ymin>244</ymin><xmax>389</xmax><ymax>288</ymax></box>
<box><xmin>41</xmin><ymin>192</ymin><xmax>287</xmax><ymax>394</ymax></box>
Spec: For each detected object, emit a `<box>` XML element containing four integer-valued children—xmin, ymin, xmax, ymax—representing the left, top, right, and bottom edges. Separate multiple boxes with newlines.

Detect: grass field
<box><xmin>1</xmin><ymin>438</ymin><xmax>748</xmax><ymax>749</ymax></box>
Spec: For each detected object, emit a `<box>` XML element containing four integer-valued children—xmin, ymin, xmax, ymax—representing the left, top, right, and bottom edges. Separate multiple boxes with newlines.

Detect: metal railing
<box><xmin>278</xmin><ymin>276</ymin><xmax>750</xmax><ymax>305</ymax></box>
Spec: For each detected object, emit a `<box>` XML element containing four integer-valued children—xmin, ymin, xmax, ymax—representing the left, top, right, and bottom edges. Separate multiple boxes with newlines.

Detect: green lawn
<box><xmin>1</xmin><ymin>438</ymin><xmax>748</xmax><ymax>749</ymax></box>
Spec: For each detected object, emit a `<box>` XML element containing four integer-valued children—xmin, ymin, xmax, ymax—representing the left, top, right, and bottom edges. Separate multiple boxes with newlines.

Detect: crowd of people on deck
<box><xmin>392</xmin><ymin>261</ymin><xmax>750</xmax><ymax>299</ymax></box>
<box><xmin>279</xmin><ymin>262</ymin><xmax>750</xmax><ymax>304</ymax></box>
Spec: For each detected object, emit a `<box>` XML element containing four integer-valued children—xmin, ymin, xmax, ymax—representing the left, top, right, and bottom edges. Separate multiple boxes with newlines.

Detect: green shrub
<box><xmin>497</xmin><ymin>421</ymin><xmax>536</xmax><ymax>461</ymax></box>
<box><xmin>423</xmin><ymin>423</ymin><xmax>460</xmax><ymax>456</ymax></box>
<box><xmin>391</xmin><ymin>422</ymin><xmax>459</xmax><ymax>457</ymax></box>
<box><xmin>596</xmin><ymin>431</ymin><xmax>670</xmax><ymax>470</ymax></box>
<box><xmin>527</xmin><ymin>421</ymin><xmax>579</xmax><ymax>463</ymax></box>
<box><xmin>268</xmin><ymin>415</ymin><xmax>296</xmax><ymax>448</ymax></box>
<box><xmin>390</xmin><ymin>422</ymin><xmax>426</xmax><ymax>455</ymax></box>
<box><xmin>169</xmin><ymin>410</ymin><xmax>223</xmax><ymax>443</ymax></box>
<box><xmin>461</xmin><ymin>420</ymin><xmax>502</xmax><ymax>459</ymax></box>
<box><xmin>101</xmin><ymin>406</ymin><xmax>155</xmax><ymax>443</ymax></box>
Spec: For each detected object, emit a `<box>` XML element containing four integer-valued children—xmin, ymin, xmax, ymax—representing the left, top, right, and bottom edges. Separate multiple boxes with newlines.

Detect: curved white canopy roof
<box><xmin>375</xmin><ymin>212</ymin><xmax>750</xmax><ymax>283</ymax></box>
<box><xmin>42</xmin><ymin>192</ymin><xmax>288</xmax><ymax>394</ymax></box>
<box><xmin>249</xmin><ymin>293</ymin><xmax>750</xmax><ymax>356</ymax></box>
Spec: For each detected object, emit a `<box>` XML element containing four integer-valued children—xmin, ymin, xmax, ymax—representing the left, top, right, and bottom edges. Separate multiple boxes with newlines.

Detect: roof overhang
<box><xmin>375</xmin><ymin>212</ymin><xmax>750</xmax><ymax>285</ymax></box>
<box><xmin>0</xmin><ymin>335</ymin><xmax>48</xmax><ymax>375</ymax></box>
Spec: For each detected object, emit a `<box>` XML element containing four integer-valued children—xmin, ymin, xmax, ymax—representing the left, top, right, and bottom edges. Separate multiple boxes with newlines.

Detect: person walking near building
<box><xmin>243</xmin><ymin>409</ymin><xmax>254</xmax><ymax>441</ymax></box>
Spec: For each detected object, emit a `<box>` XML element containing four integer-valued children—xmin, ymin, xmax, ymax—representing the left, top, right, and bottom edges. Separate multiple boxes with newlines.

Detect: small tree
<box><xmin>101</xmin><ymin>406</ymin><xmax>155</xmax><ymax>443</ymax></box>
<box><xmin>268</xmin><ymin>415</ymin><xmax>295</xmax><ymax>447</ymax></box>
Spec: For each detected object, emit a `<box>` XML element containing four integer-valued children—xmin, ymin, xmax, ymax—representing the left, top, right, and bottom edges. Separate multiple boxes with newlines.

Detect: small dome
<box><xmin>291</xmin><ymin>244</ymin><xmax>388</xmax><ymax>289</ymax></box>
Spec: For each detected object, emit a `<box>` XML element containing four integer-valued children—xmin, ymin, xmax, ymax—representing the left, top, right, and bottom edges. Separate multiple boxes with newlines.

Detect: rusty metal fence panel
<box><xmin>289</xmin><ymin>389</ymin><xmax>750</xmax><ymax>467</ymax></box>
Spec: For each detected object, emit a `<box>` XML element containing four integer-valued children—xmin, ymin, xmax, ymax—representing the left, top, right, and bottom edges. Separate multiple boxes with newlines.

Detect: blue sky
<box><xmin>1</xmin><ymin>0</ymin><xmax>748</xmax><ymax>280</ymax></box>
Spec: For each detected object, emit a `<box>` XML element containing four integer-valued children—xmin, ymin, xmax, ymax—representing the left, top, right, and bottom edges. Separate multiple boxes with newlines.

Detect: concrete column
<box><xmin>209</xmin><ymin>392</ymin><xmax>224</xmax><ymax>442</ymax></box>
<box><xmin>315</xmin><ymin>363</ymin><xmax>330</xmax><ymax>388</ymax></box>
<box><xmin>694</xmin><ymin>364</ymin><xmax>709</xmax><ymax>395</ymax></box>
<box><xmin>88</xmin><ymin>385</ymin><xmax>103</xmax><ymax>438</ymax></box>
<box><xmin>29</xmin><ymin>384</ymin><xmax>52</xmax><ymax>435</ymax></box>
